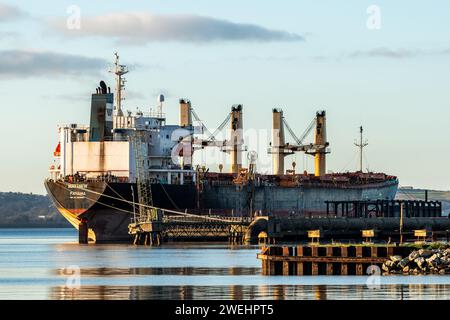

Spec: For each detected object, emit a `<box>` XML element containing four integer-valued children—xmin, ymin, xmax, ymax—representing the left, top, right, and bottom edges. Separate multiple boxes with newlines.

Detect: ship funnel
<box><xmin>100</xmin><ymin>81</ymin><xmax>108</xmax><ymax>94</ymax></box>
<box><xmin>89</xmin><ymin>81</ymin><xmax>114</xmax><ymax>141</ymax></box>
<box><xmin>179</xmin><ymin>99</ymin><xmax>192</xmax><ymax>127</ymax></box>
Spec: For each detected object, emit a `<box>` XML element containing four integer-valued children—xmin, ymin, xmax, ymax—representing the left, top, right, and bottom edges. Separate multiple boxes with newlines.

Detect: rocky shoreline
<box><xmin>383</xmin><ymin>247</ymin><xmax>450</xmax><ymax>274</ymax></box>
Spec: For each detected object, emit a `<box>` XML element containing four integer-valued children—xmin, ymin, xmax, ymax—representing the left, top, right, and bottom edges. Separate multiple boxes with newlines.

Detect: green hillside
<box><xmin>0</xmin><ymin>188</ymin><xmax>448</xmax><ymax>227</ymax></box>
<box><xmin>0</xmin><ymin>192</ymin><xmax>70</xmax><ymax>227</ymax></box>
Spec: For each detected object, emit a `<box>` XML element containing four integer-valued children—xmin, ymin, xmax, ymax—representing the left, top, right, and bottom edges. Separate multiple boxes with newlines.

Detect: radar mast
<box><xmin>110</xmin><ymin>52</ymin><xmax>129</xmax><ymax>117</ymax></box>
<box><xmin>354</xmin><ymin>126</ymin><xmax>368</xmax><ymax>172</ymax></box>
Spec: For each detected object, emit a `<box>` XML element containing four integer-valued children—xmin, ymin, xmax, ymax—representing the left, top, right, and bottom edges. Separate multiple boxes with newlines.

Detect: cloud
<box><xmin>349</xmin><ymin>47</ymin><xmax>420</xmax><ymax>59</ymax></box>
<box><xmin>0</xmin><ymin>50</ymin><xmax>108</xmax><ymax>78</ymax></box>
<box><xmin>311</xmin><ymin>55</ymin><xmax>327</xmax><ymax>62</ymax></box>
<box><xmin>347</xmin><ymin>47</ymin><xmax>450</xmax><ymax>60</ymax></box>
<box><xmin>46</xmin><ymin>12</ymin><xmax>304</xmax><ymax>44</ymax></box>
<box><xmin>124</xmin><ymin>90</ymin><xmax>147</xmax><ymax>101</ymax></box>
<box><xmin>0</xmin><ymin>3</ymin><xmax>25</xmax><ymax>22</ymax></box>
<box><xmin>0</xmin><ymin>30</ymin><xmax>18</xmax><ymax>39</ymax></box>
<box><xmin>45</xmin><ymin>88</ymin><xmax>167</xmax><ymax>104</ymax></box>
<box><xmin>239</xmin><ymin>55</ymin><xmax>300</xmax><ymax>62</ymax></box>
<box><xmin>43</xmin><ymin>92</ymin><xmax>91</xmax><ymax>102</ymax></box>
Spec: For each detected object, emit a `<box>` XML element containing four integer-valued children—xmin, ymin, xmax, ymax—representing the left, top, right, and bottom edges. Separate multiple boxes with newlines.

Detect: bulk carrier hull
<box><xmin>44</xmin><ymin>54</ymin><xmax>400</xmax><ymax>243</ymax></box>
<box><xmin>44</xmin><ymin>180</ymin><xmax>197</xmax><ymax>242</ymax></box>
<box><xmin>45</xmin><ymin>178</ymin><xmax>398</xmax><ymax>242</ymax></box>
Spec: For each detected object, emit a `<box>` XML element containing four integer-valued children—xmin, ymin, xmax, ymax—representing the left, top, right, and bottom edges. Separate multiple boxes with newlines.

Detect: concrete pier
<box><xmin>268</xmin><ymin>217</ymin><xmax>450</xmax><ymax>243</ymax></box>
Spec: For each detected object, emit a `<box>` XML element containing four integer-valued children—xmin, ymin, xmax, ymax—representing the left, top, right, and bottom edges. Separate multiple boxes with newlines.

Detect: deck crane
<box><xmin>247</xmin><ymin>151</ymin><xmax>258</xmax><ymax>216</ymax></box>
<box><xmin>178</xmin><ymin>100</ymin><xmax>247</xmax><ymax>174</ymax></box>
<box><xmin>269</xmin><ymin>109</ymin><xmax>329</xmax><ymax>176</ymax></box>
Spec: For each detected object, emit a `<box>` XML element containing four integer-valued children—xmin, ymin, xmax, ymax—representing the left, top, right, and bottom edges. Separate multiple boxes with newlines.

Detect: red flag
<box><xmin>53</xmin><ymin>142</ymin><xmax>61</xmax><ymax>156</ymax></box>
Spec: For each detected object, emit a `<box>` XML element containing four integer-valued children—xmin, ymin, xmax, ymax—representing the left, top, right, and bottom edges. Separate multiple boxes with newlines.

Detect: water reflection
<box><xmin>56</xmin><ymin>266</ymin><xmax>261</xmax><ymax>276</ymax></box>
<box><xmin>50</xmin><ymin>284</ymin><xmax>450</xmax><ymax>300</ymax></box>
<box><xmin>2</xmin><ymin>229</ymin><xmax>450</xmax><ymax>300</ymax></box>
<box><xmin>48</xmin><ymin>266</ymin><xmax>450</xmax><ymax>300</ymax></box>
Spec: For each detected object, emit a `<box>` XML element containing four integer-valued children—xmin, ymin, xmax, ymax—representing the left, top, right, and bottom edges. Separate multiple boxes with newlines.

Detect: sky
<box><xmin>0</xmin><ymin>0</ymin><xmax>449</xmax><ymax>194</ymax></box>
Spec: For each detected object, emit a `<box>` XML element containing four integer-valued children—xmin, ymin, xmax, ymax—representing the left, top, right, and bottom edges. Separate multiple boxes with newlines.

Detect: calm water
<box><xmin>0</xmin><ymin>228</ymin><xmax>449</xmax><ymax>300</ymax></box>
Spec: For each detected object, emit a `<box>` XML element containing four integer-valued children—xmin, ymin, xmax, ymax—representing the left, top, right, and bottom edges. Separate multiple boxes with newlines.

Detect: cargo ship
<box><xmin>45</xmin><ymin>53</ymin><xmax>398</xmax><ymax>242</ymax></box>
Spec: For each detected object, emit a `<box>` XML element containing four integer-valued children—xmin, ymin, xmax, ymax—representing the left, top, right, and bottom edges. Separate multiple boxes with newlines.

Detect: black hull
<box><xmin>44</xmin><ymin>180</ymin><xmax>197</xmax><ymax>242</ymax></box>
<box><xmin>45</xmin><ymin>179</ymin><xmax>398</xmax><ymax>243</ymax></box>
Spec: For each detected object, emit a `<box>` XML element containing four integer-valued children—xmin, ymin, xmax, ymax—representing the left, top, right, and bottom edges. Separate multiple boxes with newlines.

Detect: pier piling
<box><xmin>78</xmin><ymin>219</ymin><xmax>88</xmax><ymax>244</ymax></box>
<box><xmin>258</xmin><ymin>244</ymin><xmax>418</xmax><ymax>276</ymax></box>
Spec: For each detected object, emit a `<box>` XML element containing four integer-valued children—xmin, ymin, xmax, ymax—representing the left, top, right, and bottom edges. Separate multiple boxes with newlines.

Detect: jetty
<box><xmin>257</xmin><ymin>244</ymin><xmax>412</xmax><ymax>275</ymax></box>
<box><xmin>257</xmin><ymin>244</ymin><xmax>450</xmax><ymax>276</ymax></box>
<box><xmin>127</xmin><ymin>208</ymin><xmax>253</xmax><ymax>245</ymax></box>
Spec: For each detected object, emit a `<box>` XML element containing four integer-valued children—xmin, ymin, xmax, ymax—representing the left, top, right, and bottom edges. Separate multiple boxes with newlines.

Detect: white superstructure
<box><xmin>50</xmin><ymin>54</ymin><xmax>196</xmax><ymax>185</ymax></box>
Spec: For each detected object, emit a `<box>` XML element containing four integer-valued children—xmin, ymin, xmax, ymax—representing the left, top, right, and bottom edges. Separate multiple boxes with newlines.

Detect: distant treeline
<box><xmin>0</xmin><ymin>192</ymin><xmax>70</xmax><ymax>227</ymax></box>
<box><xmin>0</xmin><ymin>188</ymin><xmax>448</xmax><ymax>228</ymax></box>
<box><xmin>396</xmin><ymin>188</ymin><xmax>450</xmax><ymax>216</ymax></box>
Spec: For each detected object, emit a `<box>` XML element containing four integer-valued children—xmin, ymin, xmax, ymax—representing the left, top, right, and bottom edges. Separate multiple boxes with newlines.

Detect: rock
<box><xmin>437</xmin><ymin>263</ymin><xmax>446</xmax><ymax>270</ymax></box>
<box><xmin>415</xmin><ymin>257</ymin><xmax>427</xmax><ymax>270</ymax></box>
<box><xmin>386</xmin><ymin>248</ymin><xmax>450</xmax><ymax>275</ymax></box>
<box><xmin>408</xmin><ymin>251</ymin><xmax>420</xmax><ymax>261</ymax></box>
<box><xmin>418</xmin><ymin>249</ymin><xmax>433</xmax><ymax>258</ymax></box>
<box><xmin>398</xmin><ymin>257</ymin><xmax>410</xmax><ymax>269</ymax></box>
<box><xmin>427</xmin><ymin>254</ymin><xmax>441</xmax><ymax>268</ymax></box>
<box><xmin>382</xmin><ymin>260</ymin><xmax>400</xmax><ymax>272</ymax></box>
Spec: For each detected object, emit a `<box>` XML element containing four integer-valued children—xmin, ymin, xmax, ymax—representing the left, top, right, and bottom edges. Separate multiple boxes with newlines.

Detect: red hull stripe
<box><xmin>68</xmin><ymin>208</ymin><xmax>87</xmax><ymax>215</ymax></box>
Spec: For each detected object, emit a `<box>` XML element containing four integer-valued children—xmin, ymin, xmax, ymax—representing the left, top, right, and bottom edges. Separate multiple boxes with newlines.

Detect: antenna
<box><xmin>247</xmin><ymin>151</ymin><xmax>258</xmax><ymax>176</ymax></box>
<box><xmin>354</xmin><ymin>126</ymin><xmax>368</xmax><ymax>172</ymax></box>
<box><xmin>247</xmin><ymin>150</ymin><xmax>258</xmax><ymax>164</ymax></box>
<box><xmin>109</xmin><ymin>52</ymin><xmax>129</xmax><ymax>117</ymax></box>
<box><xmin>157</xmin><ymin>94</ymin><xmax>165</xmax><ymax>116</ymax></box>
